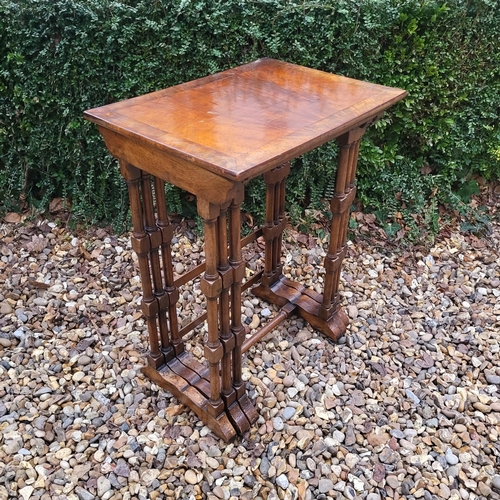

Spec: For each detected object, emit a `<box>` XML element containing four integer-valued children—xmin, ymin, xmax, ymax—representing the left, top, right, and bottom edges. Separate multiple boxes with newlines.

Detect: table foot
<box><xmin>225</xmin><ymin>400</ymin><xmax>251</xmax><ymax>435</ymax></box>
<box><xmin>298</xmin><ymin>296</ymin><xmax>350</xmax><ymax>342</ymax></box>
<box><xmin>142</xmin><ymin>349</ymin><xmax>258</xmax><ymax>441</ymax></box>
<box><xmin>253</xmin><ymin>276</ymin><xmax>349</xmax><ymax>342</ymax></box>
<box><xmin>236</xmin><ymin>393</ymin><xmax>259</xmax><ymax>426</ymax></box>
<box><xmin>142</xmin><ymin>356</ymin><xmax>237</xmax><ymax>442</ymax></box>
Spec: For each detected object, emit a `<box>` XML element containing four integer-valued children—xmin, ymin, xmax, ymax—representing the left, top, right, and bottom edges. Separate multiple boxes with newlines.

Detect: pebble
<box><xmin>273</xmin><ymin>416</ymin><xmax>284</xmax><ymax>431</ymax></box>
<box><xmin>1</xmin><ymin>212</ymin><xmax>499</xmax><ymax>500</ymax></box>
<box><xmin>386</xmin><ymin>476</ymin><xmax>400</xmax><ymax>489</ymax></box>
<box><xmin>401</xmin><ymin>481</ymin><xmax>412</xmax><ymax>496</ymax></box>
<box><xmin>114</xmin><ymin>461</ymin><xmax>130</xmax><ymax>477</ymax></box>
<box><xmin>484</xmin><ymin>370</ymin><xmax>500</xmax><ymax>385</ymax></box>
<box><xmin>261</xmin><ymin>307</ymin><xmax>272</xmax><ymax>318</ymax></box>
<box><xmin>332</xmin><ymin>429</ymin><xmax>345</xmax><ymax>444</ymax></box>
<box><xmin>439</xmin><ymin>483</ymin><xmax>451</xmax><ymax>499</ymax></box>
<box><xmin>405</xmin><ymin>389</ymin><xmax>420</xmax><ymax>405</ymax></box>
<box><xmin>347</xmin><ymin>305</ymin><xmax>358</xmax><ymax>319</ymax></box>
<box><xmin>15</xmin><ymin>310</ymin><xmax>28</xmax><ymax>322</ymax></box>
<box><xmin>78</xmin><ymin>355</ymin><xmax>92</xmax><ymax>366</ymax></box>
<box><xmin>445</xmin><ymin>448</ymin><xmax>459</xmax><ymax>465</ymax></box>
<box><xmin>13</xmin><ymin>327</ymin><xmax>25</xmax><ymax>339</ymax></box>
<box><xmin>249</xmin><ymin>314</ymin><xmax>260</xmax><ymax>330</ymax></box>
<box><xmin>213</xmin><ymin>485</ymin><xmax>227</xmax><ymax>499</ymax></box>
<box><xmin>276</xmin><ymin>474</ymin><xmax>289</xmax><ymax>489</ymax></box>
<box><xmin>141</xmin><ymin>469</ymin><xmax>160</xmax><ymax>486</ymax></box>
<box><xmin>185</xmin><ymin>470</ymin><xmax>200</xmax><ymax>485</ymax></box>
<box><xmin>492</xmin><ymin>475</ymin><xmax>500</xmax><ymax>490</ymax></box>
<box><xmin>0</xmin><ymin>302</ymin><xmax>13</xmax><ymax>314</ymax></box>
<box><xmin>19</xmin><ymin>486</ymin><xmax>34</xmax><ymax>500</ymax></box>
<box><xmin>379</xmin><ymin>448</ymin><xmax>399</xmax><ymax>464</ymax></box>
<box><xmin>345</xmin><ymin>453</ymin><xmax>359</xmax><ymax>469</ymax></box>
<box><xmin>55</xmin><ymin>447</ymin><xmax>72</xmax><ymax>459</ymax></box>
<box><xmin>75</xmin><ymin>486</ymin><xmax>95</xmax><ymax>500</ymax></box>
<box><xmin>478</xmin><ymin>482</ymin><xmax>492</xmax><ymax>497</ymax></box>
<box><xmin>318</xmin><ymin>479</ymin><xmax>334</xmax><ymax>493</ymax></box>
<box><xmin>0</xmin><ymin>338</ymin><xmax>12</xmax><ymax>347</ymax></box>
<box><xmin>97</xmin><ymin>477</ymin><xmax>111</xmax><ymax>497</ymax></box>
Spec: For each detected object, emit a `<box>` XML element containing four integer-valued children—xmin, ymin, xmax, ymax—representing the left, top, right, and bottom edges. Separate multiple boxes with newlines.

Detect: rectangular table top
<box><xmin>84</xmin><ymin>58</ymin><xmax>406</xmax><ymax>182</ymax></box>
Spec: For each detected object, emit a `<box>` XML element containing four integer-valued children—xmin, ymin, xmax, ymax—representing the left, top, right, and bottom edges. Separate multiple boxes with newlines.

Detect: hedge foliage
<box><xmin>1</xmin><ymin>0</ymin><xmax>499</xmax><ymax>238</ymax></box>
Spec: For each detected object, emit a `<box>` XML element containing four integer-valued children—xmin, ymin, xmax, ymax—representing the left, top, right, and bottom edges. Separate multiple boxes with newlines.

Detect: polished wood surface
<box><xmin>84</xmin><ymin>58</ymin><xmax>406</xmax><ymax>182</ymax></box>
<box><xmin>85</xmin><ymin>59</ymin><xmax>406</xmax><ymax>442</ymax></box>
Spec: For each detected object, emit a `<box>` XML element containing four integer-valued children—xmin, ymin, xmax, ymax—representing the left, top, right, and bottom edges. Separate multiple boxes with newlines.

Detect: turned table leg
<box><xmin>228</xmin><ymin>198</ymin><xmax>246</xmax><ymax>398</ymax></box>
<box><xmin>217</xmin><ymin>202</ymin><xmax>251</xmax><ymax>433</ymax></box>
<box><xmin>252</xmin><ymin>127</ymin><xmax>372</xmax><ymax>342</ymax></box>
<box><xmin>121</xmin><ymin>162</ymin><xmax>164</xmax><ymax>368</ymax></box>
<box><xmin>253</xmin><ymin>162</ymin><xmax>290</xmax><ymax>300</ymax></box>
<box><xmin>197</xmin><ymin>200</ymin><xmax>225</xmax><ymax>420</ymax></box>
<box><xmin>319</xmin><ymin>133</ymin><xmax>361</xmax><ymax>329</ymax></box>
<box><xmin>227</xmin><ymin>197</ymin><xmax>259</xmax><ymax>427</ymax></box>
<box><xmin>140</xmin><ymin>170</ymin><xmax>175</xmax><ymax>362</ymax></box>
<box><xmin>154</xmin><ymin>176</ymin><xmax>183</xmax><ymax>358</ymax></box>
<box><xmin>121</xmin><ymin>162</ymin><xmax>186</xmax><ymax>367</ymax></box>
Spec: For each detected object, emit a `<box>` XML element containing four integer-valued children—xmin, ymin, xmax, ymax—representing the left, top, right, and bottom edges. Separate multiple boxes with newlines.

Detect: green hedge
<box><xmin>1</xmin><ymin>0</ymin><xmax>499</xmax><ymax>238</ymax></box>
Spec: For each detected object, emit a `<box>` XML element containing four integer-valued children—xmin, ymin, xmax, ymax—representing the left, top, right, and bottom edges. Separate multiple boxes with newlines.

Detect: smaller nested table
<box><xmin>84</xmin><ymin>58</ymin><xmax>406</xmax><ymax>441</ymax></box>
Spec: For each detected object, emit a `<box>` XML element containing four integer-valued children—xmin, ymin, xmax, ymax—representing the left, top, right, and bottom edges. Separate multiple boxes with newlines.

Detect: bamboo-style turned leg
<box><xmin>154</xmin><ymin>176</ymin><xmax>184</xmax><ymax>358</ymax></box>
<box><xmin>217</xmin><ymin>204</ymin><xmax>236</xmax><ymax>409</ymax></box>
<box><xmin>141</xmin><ymin>171</ymin><xmax>172</xmax><ymax>362</ymax></box>
<box><xmin>319</xmin><ymin>133</ymin><xmax>361</xmax><ymax>328</ymax></box>
<box><xmin>255</xmin><ymin>162</ymin><xmax>290</xmax><ymax>292</ymax></box>
<box><xmin>228</xmin><ymin>198</ymin><xmax>259</xmax><ymax>428</ymax></box>
<box><xmin>120</xmin><ymin>162</ymin><xmax>163</xmax><ymax>368</ymax></box>
<box><xmin>198</xmin><ymin>200</ymin><xmax>225</xmax><ymax>419</ymax></box>
<box><xmin>217</xmin><ymin>204</ymin><xmax>252</xmax><ymax>433</ymax></box>
<box><xmin>252</xmin><ymin>130</ymin><xmax>367</xmax><ymax>341</ymax></box>
<box><xmin>275</xmin><ymin>166</ymin><xmax>287</xmax><ymax>279</ymax></box>
<box><xmin>228</xmin><ymin>199</ymin><xmax>246</xmax><ymax>397</ymax></box>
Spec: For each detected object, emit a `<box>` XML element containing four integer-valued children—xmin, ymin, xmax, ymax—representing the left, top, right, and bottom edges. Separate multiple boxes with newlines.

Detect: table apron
<box><xmin>99</xmin><ymin>127</ymin><xmax>242</xmax><ymax>206</ymax></box>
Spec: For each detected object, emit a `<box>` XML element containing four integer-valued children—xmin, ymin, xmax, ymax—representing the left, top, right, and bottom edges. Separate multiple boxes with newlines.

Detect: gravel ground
<box><xmin>1</xmin><ymin>203</ymin><xmax>499</xmax><ymax>500</ymax></box>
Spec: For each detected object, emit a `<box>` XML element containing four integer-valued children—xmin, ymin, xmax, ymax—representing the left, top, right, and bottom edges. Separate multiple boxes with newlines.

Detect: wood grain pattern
<box><xmin>85</xmin><ymin>58</ymin><xmax>406</xmax><ymax>183</ymax></box>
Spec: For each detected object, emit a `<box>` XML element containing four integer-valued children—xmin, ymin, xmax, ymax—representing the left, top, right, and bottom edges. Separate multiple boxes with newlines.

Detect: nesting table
<box><xmin>84</xmin><ymin>58</ymin><xmax>406</xmax><ymax>441</ymax></box>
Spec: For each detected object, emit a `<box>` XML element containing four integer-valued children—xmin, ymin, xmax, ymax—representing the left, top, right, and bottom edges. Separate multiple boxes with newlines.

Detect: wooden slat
<box><xmin>241</xmin><ymin>227</ymin><xmax>263</xmax><ymax>247</ymax></box>
<box><xmin>241</xmin><ymin>304</ymin><xmax>295</xmax><ymax>354</ymax></box>
<box><xmin>241</xmin><ymin>270</ymin><xmax>264</xmax><ymax>292</ymax></box>
<box><xmin>178</xmin><ymin>313</ymin><xmax>207</xmax><ymax>338</ymax></box>
<box><xmin>173</xmin><ymin>228</ymin><xmax>263</xmax><ymax>289</ymax></box>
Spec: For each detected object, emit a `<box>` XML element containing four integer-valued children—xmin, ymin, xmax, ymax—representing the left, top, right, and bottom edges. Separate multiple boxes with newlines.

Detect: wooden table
<box><xmin>84</xmin><ymin>58</ymin><xmax>406</xmax><ymax>441</ymax></box>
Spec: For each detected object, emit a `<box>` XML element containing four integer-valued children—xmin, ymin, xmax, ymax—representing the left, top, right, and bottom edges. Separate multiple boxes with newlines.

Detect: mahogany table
<box><xmin>84</xmin><ymin>58</ymin><xmax>406</xmax><ymax>441</ymax></box>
